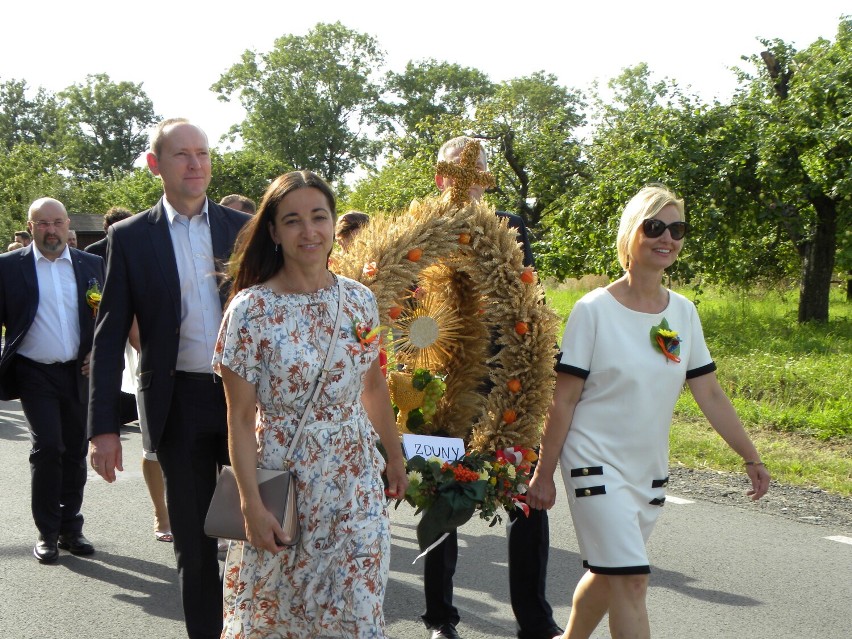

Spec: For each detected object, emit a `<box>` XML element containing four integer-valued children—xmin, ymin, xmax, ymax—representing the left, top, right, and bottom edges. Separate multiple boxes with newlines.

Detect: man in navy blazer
<box><xmin>88</xmin><ymin>119</ymin><xmax>250</xmax><ymax>639</ymax></box>
<box><xmin>0</xmin><ymin>197</ymin><xmax>104</xmax><ymax>564</ymax></box>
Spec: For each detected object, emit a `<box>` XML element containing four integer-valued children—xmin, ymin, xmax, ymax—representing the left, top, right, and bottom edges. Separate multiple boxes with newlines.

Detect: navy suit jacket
<box><xmin>84</xmin><ymin>236</ymin><xmax>108</xmax><ymax>259</ymax></box>
<box><xmin>87</xmin><ymin>198</ymin><xmax>250</xmax><ymax>452</ymax></box>
<box><xmin>496</xmin><ymin>210</ymin><xmax>535</xmax><ymax>268</ymax></box>
<box><xmin>0</xmin><ymin>245</ymin><xmax>104</xmax><ymax>402</ymax></box>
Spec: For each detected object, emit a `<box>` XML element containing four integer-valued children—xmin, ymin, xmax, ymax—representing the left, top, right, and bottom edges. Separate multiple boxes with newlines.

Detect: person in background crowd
<box><xmin>87</xmin><ymin>118</ymin><xmax>251</xmax><ymax>639</ymax></box>
<box><xmin>85</xmin><ymin>207</ymin><xmax>133</xmax><ymax>259</ymax></box>
<box><xmin>0</xmin><ymin>197</ymin><xmax>104</xmax><ymax>563</ymax></box>
<box><xmin>335</xmin><ymin>210</ymin><xmax>370</xmax><ymax>251</ymax></box>
<box><xmin>15</xmin><ymin>230</ymin><xmax>32</xmax><ymax>246</ymax></box>
<box><xmin>527</xmin><ymin>184</ymin><xmax>770</xmax><ymax>639</ymax></box>
<box><xmin>219</xmin><ymin>193</ymin><xmax>256</xmax><ymax>215</ymax></box>
<box><xmin>6</xmin><ymin>242</ymin><xmax>23</xmax><ymax>252</ymax></box>
<box><xmin>66</xmin><ymin>229</ymin><xmax>78</xmax><ymax>249</ymax></box>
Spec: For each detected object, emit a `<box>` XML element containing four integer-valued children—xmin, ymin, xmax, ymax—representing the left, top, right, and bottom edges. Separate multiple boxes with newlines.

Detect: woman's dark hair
<box><xmin>228</xmin><ymin>170</ymin><xmax>336</xmax><ymax>302</ymax></box>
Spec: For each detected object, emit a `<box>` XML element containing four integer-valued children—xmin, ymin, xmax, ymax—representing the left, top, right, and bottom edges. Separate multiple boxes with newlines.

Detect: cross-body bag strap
<box><xmin>283</xmin><ymin>277</ymin><xmax>344</xmax><ymax>461</ymax></box>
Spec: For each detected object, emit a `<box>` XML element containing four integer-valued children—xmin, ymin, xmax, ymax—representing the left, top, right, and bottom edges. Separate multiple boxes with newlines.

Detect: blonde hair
<box><xmin>616</xmin><ymin>184</ymin><xmax>684</xmax><ymax>270</ymax></box>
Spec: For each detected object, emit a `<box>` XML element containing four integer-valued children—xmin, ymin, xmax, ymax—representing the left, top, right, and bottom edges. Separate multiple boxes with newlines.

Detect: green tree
<box><xmin>64</xmin><ymin>168</ymin><xmax>162</xmax><ymax>216</ymax></box>
<box><xmin>208</xmin><ymin>149</ymin><xmax>290</xmax><ymax>204</ymax></box>
<box><xmin>473</xmin><ymin>72</ymin><xmax>586</xmax><ymax>229</ymax></box>
<box><xmin>733</xmin><ymin>18</ymin><xmax>852</xmax><ymax>321</ymax></box>
<box><xmin>59</xmin><ymin>73</ymin><xmax>158</xmax><ymax>178</ymax></box>
<box><xmin>0</xmin><ymin>78</ymin><xmax>61</xmax><ymax>151</ymax></box>
<box><xmin>0</xmin><ymin>143</ymin><xmax>67</xmax><ymax>243</ymax></box>
<box><xmin>213</xmin><ymin>22</ymin><xmax>385</xmax><ymax>184</ymax></box>
<box><xmin>539</xmin><ymin>63</ymin><xmax>803</xmax><ymax>288</ymax></box>
<box><xmin>379</xmin><ymin>60</ymin><xmax>494</xmax><ymax>150</ymax></box>
<box><xmin>344</xmin><ymin>145</ymin><xmax>437</xmax><ymax>215</ymax></box>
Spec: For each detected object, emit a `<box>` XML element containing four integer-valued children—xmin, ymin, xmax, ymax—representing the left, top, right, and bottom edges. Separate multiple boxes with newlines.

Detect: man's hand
<box><xmin>81</xmin><ymin>351</ymin><xmax>91</xmax><ymax>377</ymax></box>
<box><xmin>89</xmin><ymin>433</ymin><xmax>124</xmax><ymax>483</ymax></box>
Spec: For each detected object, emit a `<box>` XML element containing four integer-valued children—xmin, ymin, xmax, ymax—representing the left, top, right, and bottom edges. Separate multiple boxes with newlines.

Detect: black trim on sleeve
<box><xmin>570</xmin><ymin>466</ymin><xmax>604</xmax><ymax>478</ymax></box>
<box><xmin>651</xmin><ymin>476</ymin><xmax>669</xmax><ymax>488</ymax></box>
<box><xmin>584</xmin><ymin>560</ymin><xmax>651</xmax><ymax>575</ymax></box>
<box><xmin>574</xmin><ymin>485</ymin><xmax>606</xmax><ymax>498</ymax></box>
<box><xmin>686</xmin><ymin>361</ymin><xmax>717</xmax><ymax>379</ymax></box>
<box><xmin>649</xmin><ymin>497</ymin><xmax>666</xmax><ymax>506</ymax></box>
<box><xmin>555</xmin><ymin>362</ymin><xmax>590</xmax><ymax>379</ymax></box>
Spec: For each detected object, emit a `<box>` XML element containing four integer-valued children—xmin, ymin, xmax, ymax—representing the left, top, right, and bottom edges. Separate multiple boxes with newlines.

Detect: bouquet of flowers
<box><xmin>391</xmin><ymin>447</ymin><xmax>537</xmax><ymax>551</ymax></box>
<box><xmin>85</xmin><ymin>278</ymin><xmax>102</xmax><ymax>318</ymax></box>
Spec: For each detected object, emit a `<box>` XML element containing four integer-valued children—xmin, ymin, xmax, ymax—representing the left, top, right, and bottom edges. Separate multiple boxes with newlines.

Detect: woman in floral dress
<box><xmin>213</xmin><ymin>170</ymin><xmax>408</xmax><ymax>638</ymax></box>
<box><xmin>527</xmin><ymin>185</ymin><xmax>770</xmax><ymax>639</ymax></box>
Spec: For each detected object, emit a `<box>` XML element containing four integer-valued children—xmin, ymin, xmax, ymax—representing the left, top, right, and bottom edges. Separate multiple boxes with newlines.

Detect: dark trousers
<box><xmin>423</xmin><ymin>507</ymin><xmax>558</xmax><ymax>638</ymax></box>
<box><xmin>17</xmin><ymin>356</ymin><xmax>88</xmax><ymax>538</ymax></box>
<box><xmin>155</xmin><ymin>375</ymin><xmax>229</xmax><ymax>639</ymax></box>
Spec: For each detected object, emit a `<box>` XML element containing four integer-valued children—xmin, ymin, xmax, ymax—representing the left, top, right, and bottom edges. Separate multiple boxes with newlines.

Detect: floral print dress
<box><xmin>213</xmin><ymin>275</ymin><xmax>390</xmax><ymax>638</ymax></box>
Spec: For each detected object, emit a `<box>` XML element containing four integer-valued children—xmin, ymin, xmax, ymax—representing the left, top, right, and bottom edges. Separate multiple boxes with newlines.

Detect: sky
<box><xmin>2</xmin><ymin>1</ymin><xmax>848</xmax><ymax>148</ymax></box>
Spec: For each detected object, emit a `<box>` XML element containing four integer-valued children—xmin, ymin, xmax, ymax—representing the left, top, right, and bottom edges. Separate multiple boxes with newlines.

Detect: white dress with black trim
<box><xmin>556</xmin><ymin>288</ymin><xmax>716</xmax><ymax>574</ymax></box>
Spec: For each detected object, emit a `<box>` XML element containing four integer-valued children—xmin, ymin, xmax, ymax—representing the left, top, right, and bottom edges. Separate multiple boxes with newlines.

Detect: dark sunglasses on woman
<box><xmin>642</xmin><ymin>218</ymin><xmax>690</xmax><ymax>240</ymax></box>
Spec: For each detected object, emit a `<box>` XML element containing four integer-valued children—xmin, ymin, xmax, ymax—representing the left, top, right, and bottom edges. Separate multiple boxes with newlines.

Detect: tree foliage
<box><xmin>0</xmin><ymin>143</ymin><xmax>66</xmax><ymax>243</ymax></box>
<box><xmin>59</xmin><ymin>73</ymin><xmax>158</xmax><ymax>178</ymax></box>
<box><xmin>473</xmin><ymin>72</ymin><xmax>585</xmax><ymax>229</ymax></box>
<box><xmin>0</xmin><ymin>78</ymin><xmax>60</xmax><ymax>152</ymax></box>
<box><xmin>207</xmin><ymin>149</ymin><xmax>290</xmax><ymax>204</ymax></box>
<box><xmin>380</xmin><ymin>60</ymin><xmax>494</xmax><ymax>150</ymax></box>
<box><xmin>729</xmin><ymin>18</ymin><xmax>852</xmax><ymax>320</ymax></box>
<box><xmin>212</xmin><ymin>22</ymin><xmax>385</xmax><ymax>184</ymax></box>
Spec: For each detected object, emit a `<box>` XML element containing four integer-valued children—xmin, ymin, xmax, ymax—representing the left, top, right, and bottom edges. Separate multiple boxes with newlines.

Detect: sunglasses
<box><xmin>642</xmin><ymin>218</ymin><xmax>690</xmax><ymax>240</ymax></box>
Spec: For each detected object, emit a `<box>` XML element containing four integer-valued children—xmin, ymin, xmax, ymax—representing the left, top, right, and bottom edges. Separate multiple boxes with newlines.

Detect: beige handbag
<box><xmin>204</xmin><ymin>278</ymin><xmax>345</xmax><ymax>546</ymax></box>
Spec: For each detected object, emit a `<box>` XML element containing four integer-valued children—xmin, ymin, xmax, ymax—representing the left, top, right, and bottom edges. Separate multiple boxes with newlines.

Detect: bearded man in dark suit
<box><xmin>0</xmin><ymin>197</ymin><xmax>104</xmax><ymax>564</ymax></box>
<box><xmin>87</xmin><ymin>118</ymin><xmax>250</xmax><ymax>639</ymax></box>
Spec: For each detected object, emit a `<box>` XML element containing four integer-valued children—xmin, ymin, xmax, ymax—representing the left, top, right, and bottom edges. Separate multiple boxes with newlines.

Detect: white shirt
<box><xmin>18</xmin><ymin>245</ymin><xmax>81</xmax><ymax>364</ymax></box>
<box><xmin>163</xmin><ymin>197</ymin><xmax>223</xmax><ymax>373</ymax></box>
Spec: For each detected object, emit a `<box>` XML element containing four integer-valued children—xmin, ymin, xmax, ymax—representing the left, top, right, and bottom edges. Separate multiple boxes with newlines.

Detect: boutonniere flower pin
<box><xmin>353</xmin><ymin>320</ymin><xmax>385</xmax><ymax>349</ymax></box>
<box><xmin>650</xmin><ymin>318</ymin><xmax>681</xmax><ymax>363</ymax></box>
<box><xmin>86</xmin><ymin>278</ymin><xmax>102</xmax><ymax>318</ymax></box>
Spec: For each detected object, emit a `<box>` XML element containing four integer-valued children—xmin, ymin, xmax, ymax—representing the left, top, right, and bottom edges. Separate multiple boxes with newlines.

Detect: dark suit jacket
<box><xmin>496</xmin><ymin>210</ymin><xmax>535</xmax><ymax>268</ymax></box>
<box><xmin>87</xmin><ymin>198</ymin><xmax>250</xmax><ymax>452</ymax></box>
<box><xmin>0</xmin><ymin>246</ymin><xmax>104</xmax><ymax>401</ymax></box>
<box><xmin>84</xmin><ymin>237</ymin><xmax>108</xmax><ymax>259</ymax></box>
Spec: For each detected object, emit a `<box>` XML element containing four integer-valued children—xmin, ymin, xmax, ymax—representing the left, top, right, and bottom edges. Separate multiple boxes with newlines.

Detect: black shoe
<box><xmin>33</xmin><ymin>535</ymin><xmax>59</xmax><ymax>563</ymax></box>
<box><xmin>430</xmin><ymin>624</ymin><xmax>461</xmax><ymax>639</ymax></box>
<box><xmin>58</xmin><ymin>532</ymin><xmax>95</xmax><ymax>555</ymax></box>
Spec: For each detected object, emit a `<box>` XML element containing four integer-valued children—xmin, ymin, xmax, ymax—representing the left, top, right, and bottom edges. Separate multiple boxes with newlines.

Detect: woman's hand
<box><xmin>384</xmin><ymin>457</ymin><xmax>409</xmax><ymax>500</ymax></box>
<box><xmin>745</xmin><ymin>462</ymin><xmax>771</xmax><ymax>501</ymax></box>
<box><xmin>243</xmin><ymin>501</ymin><xmax>288</xmax><ymax>554</ymax></box>
<box><xmin>526</xmin><ymin>469</ymin><xmax>557</xmax><ymax>510</ymax></box>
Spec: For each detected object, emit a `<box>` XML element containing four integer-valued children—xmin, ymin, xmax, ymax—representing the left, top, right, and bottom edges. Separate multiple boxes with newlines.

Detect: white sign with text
<box><xmin>402</xmin><ymin>434</ymin><xmax>465</xmax><ymax>462</ymax></box>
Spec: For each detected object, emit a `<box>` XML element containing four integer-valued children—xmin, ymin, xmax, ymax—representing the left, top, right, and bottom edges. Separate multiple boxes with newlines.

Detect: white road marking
<box><xmin>666</xmin><ymin>495</ymin><xmax>695</xmax><ymax>505</ymax></box>
<box><xmin>824</xmin><ymin>535</ymin><xmax>852</xmax><ymax>545</ymax></box>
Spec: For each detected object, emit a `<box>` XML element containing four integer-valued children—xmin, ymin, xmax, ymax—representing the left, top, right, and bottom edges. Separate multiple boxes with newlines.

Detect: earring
<box><xmin>275</xmin><ymin>243</ymin><xmax>280</xmax><ymax>254</ymax></box>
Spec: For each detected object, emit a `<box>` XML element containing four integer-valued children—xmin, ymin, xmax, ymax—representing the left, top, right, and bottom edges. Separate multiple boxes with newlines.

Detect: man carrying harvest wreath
<box><xmin>418</xmin><ymin>137</ymin><xmax>563</xmax><ymax>639</ymax></box>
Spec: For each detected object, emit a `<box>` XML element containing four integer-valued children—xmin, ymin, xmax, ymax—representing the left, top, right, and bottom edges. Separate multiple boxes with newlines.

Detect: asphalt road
<box><xmin>1</xmin><ymin>399</ymin><xmax>849</xmax><ymax>638</ymax></box>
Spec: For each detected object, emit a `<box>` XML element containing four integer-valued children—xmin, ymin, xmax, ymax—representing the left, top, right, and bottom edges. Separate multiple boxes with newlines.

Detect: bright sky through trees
<box><xmin>2</xmin><ymin>1</ymin><xmax>847</xmax><ymax>144</ymax></box>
